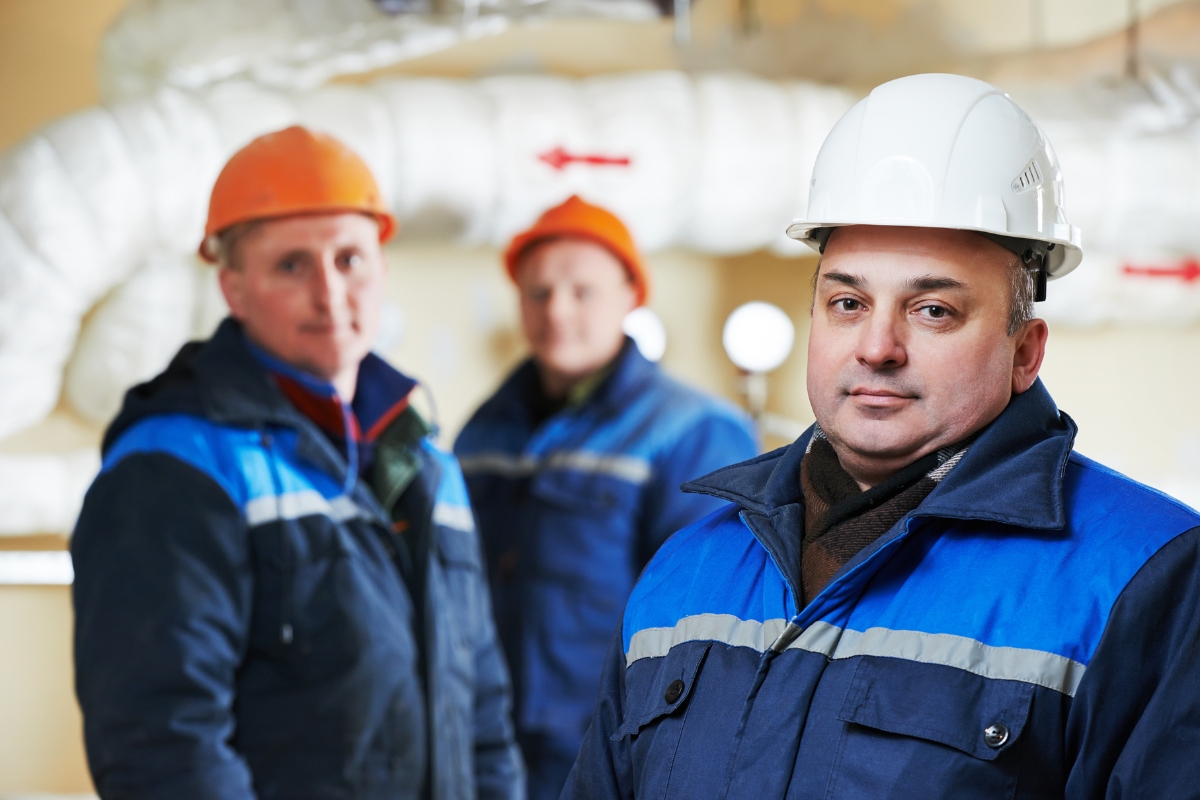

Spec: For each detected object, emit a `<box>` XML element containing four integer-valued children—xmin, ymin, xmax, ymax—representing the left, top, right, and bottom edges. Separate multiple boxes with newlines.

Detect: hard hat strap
<box><xmin>978</xmin><ymin>232</ymin><xmax>1051</xmax><ymax>302</ymax></box>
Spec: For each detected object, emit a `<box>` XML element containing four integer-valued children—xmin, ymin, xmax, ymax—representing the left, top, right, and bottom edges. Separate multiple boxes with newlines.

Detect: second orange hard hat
<box><xmin>199</xmin><ymin>125</ymin><xmax>396</xmax><ymax>262</ymax></box>
<box><xmin>504</xmin><ymin>195</ymin><xmax>649</xmax><ymax>306</ymax></box>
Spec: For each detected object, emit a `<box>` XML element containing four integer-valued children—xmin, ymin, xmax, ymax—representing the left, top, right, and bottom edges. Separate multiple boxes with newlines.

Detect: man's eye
<box><xmin>342</xmin><ymin>253</ymin><xmax>363</xmax><ymax>270</ymax></box>
<box><xmin>835</xmin><ymin>298</ymin><xmax>861</xmax><ymax>311</ymax></box>
<box><xmin>279</xmin><ymin>259</ymin><xmax>301</xmax><ymax>274</ymax></box>
<box><xmin>921</xmin><ymin>305</ymin><xmax>949</xmax><ymax>318</ymax></box>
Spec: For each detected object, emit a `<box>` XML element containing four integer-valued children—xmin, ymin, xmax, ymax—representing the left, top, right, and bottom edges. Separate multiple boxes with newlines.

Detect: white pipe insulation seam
<box><xmin>99</xmin><ymin>0</ymin><xmax>661</xmax><ymax>102</ymax></box>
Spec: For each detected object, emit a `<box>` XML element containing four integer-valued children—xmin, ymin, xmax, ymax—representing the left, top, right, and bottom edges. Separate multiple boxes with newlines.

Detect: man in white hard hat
<box><xmin>562</xmin><ymin>74</ymin><xmax>1200</xmax><ymax>799</ymax></box>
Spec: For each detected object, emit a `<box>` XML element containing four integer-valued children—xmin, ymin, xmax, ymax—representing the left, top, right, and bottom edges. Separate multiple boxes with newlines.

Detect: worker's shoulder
<box><xmin>101</xmin><ymin>412</ymin><xmax>263</xmax><ymax>504</ymax></box>
<box><xmin>642</xmin><ymin>368</ymin><xmax>751</xmax><ymax>424</ymax></box>
<box><xmin>420</xmin><ymin>438</ymin><xmax>476</xmax><ymax>522</ymax></box>
<box><xmin>622</xmin><ymin>501</ymin><xmax>788</xmax><ymax>652</ymax></box>
<box><xmin>1064</xmin><ymin>451</ymin><xmax>1200</xmax><ymax>546</ymax></box>
<box><xmin>624</xmin><ymin>370</ymin><xmax>755</xmax><ymax>454</ymax></box>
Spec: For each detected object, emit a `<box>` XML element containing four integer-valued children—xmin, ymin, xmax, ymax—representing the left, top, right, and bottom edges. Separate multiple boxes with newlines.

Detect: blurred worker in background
<box><xmin>565</xmin><ymin>74</ymin><xmax>1200</xmax><ymax>799</ymax></box>
<box><xmin>455</xmin><ymin>195</ymin><xmax>758</xmax><ymax>800</ymax></box>
<box><xmin>72</xmin><ymin>126</ymin><xmax>523</xmax><ymax>800</ymax></box>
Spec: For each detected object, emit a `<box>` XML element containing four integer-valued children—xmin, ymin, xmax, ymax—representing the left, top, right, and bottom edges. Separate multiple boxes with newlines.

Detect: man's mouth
<box><xmin>300</xmin><ymin>320</ymin><xmax>357</xmax><ymax>336</ymax></box>
<box><xmin>848</xmin><ymin>388</ymin><xmax>917</xmax><ymax>408</ymax></box>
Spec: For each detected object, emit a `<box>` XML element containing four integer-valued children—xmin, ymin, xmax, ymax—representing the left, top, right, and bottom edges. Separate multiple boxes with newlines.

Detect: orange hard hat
<box><xmin>199</xmin><ymin>125</ymin><xmax>396</xmax><ymax>262</ymax></box>
<box><xmin>504</xmin><ymin>195</ymin><xmax>649</xmax><ymax>306</ymax></box>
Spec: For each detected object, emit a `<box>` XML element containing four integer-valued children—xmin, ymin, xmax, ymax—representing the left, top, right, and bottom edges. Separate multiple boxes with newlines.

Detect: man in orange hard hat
<box><xmin>454</xmin><ymin>195</ymin><xmax>758</xmax><ymax>800</ymax></box>
<box><xmin>72</xmin><ymin>126</ymin><xmax>523</xmax><ymax>800</ymax></box>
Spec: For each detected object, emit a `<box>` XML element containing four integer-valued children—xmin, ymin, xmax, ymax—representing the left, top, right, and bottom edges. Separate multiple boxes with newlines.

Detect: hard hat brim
<box><xmin>197</xmin><ymin>207</ymin><xmax>397</xmax><ymax>264</ymax></box>
<box><xmin>786</xmin><ymin>219</ymin><xmax>1083</xmax><ymax>279</ymax></box>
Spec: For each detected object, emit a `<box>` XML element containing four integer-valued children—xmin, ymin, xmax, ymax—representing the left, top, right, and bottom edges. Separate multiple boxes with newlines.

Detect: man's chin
<box><xmin>824</xmin><ymin>417</ymin><xmax>935</xmax><ymax>464</ymax></box>
<box><xmin>534</xmin><ymin>350</ymin><xmax>593</xmax><ymax>377</ymax></box>
<box><xmin>289</xmin><ymin>346</ymin><xmax>365</xmax><ymax>383</ymax></box>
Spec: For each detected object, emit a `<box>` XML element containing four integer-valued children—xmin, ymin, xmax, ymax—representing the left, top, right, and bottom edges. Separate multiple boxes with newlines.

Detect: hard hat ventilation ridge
<box><xmin>1011</xmin><ymin>160</ymin><xmax>1043</xmax><ymax>194</ymax></box>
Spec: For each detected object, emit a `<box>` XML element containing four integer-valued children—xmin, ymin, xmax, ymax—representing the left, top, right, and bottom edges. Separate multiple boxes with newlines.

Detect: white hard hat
<box><xmin>787</xmin><ymin>73</ymin><xmax>1083</xmax><ymax>283</ymax></box>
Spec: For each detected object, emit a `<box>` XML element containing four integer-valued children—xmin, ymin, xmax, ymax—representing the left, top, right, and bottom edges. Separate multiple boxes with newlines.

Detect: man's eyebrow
<box><xmin>907</xmin><ymin>275</ymin><xmax>968</xmax><ymax>292</ymax></box>
<box><xmin>819</xmin><ymin>270</ymin><xmax>863</xmax><ymax>287</ymax></box>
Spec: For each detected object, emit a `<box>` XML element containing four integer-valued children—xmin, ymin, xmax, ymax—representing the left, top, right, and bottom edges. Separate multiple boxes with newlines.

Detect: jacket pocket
<box><xmin>829</xmin><ymin>656</ymin><xmax>1034</xmax><ymax>799</ymax></box>
<box><xmin>613</xmin><ymin>641</ymin><xmax>711</xmax><ymax>740</ymax></box>
<box><xmin>526</xmin><ymin>469</ymin><xmax>643</xmax><ymax>589</ymax></box>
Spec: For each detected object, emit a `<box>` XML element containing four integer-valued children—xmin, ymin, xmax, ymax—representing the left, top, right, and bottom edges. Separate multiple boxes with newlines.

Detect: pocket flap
<box><xmin>612</xmin><ymin>641</ymin><xmax>711</xmax><ymax>740</ymax></box>
<box><xmin>837</xmin><ymin>656</ymin><xmax>1034</xmax><ymax>761</ymax></box>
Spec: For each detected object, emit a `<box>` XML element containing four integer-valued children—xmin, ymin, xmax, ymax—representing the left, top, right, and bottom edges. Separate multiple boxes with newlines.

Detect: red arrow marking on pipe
<box><xmin>1121</xmin><ymin>258</ymin><xmax>1200</xmax><ymax>283</ymax></box>
<box><xmin>538</xmin><ymin>147</ymin><xmax>632</xmax><ymax>171</ymax></box>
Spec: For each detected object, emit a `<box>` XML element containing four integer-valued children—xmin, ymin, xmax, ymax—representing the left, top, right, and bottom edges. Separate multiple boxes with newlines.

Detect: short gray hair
<box><xmin>208</xmin><ymin>221</ymin><xmax>261</xmax><ymax>271</ymax></box>
<box><xmin>1006</xmin><ymin>254</ymin><xmax>1038</xmax><ymax>336</ymax></box>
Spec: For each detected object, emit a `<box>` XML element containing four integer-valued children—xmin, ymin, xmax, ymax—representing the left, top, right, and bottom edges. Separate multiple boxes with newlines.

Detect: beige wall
<box><xmin>0</xmin><ymin>0</ymin><xmax>130</xmax><ymax>151</ymax></box>
<box><xmin>0</xmin><ymin>1</ymin><xmax>131</xmax><ymax>793</ymax></box>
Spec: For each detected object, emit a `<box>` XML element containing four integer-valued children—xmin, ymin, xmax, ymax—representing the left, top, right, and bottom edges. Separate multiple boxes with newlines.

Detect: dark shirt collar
<box><xmin>685</xmin><ymin>378</ymin><xmax>1075</xmax><ymax>532</ymax></box>
<box><xmin>241</xmin><ymin>334</ymin><xmax>417</xmax><ymax>445</ymax></box>
<box><xmin>497</xmin><ymin>337</ymin><xmax>655</xmax><ymax>429</ymax></box>
<box><xmin>241</xmin><ymin>331</ymin><xmax>417</xmax><ymax>488</ymax></box>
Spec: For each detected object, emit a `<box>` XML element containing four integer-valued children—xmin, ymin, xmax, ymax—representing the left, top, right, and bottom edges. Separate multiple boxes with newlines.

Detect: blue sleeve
<box><xmin>561</xmin><ymin>623</ymin><xmax>633</xmax><ymax>800</ymax></box>
<box><xmin>1065</xmin><ymin>524</ymin><xmax>1200</xmax><ymax>797</ymax></box>
<box><xmin>637</xmin><ymin>413</ymin><xmax>758</xmax><ymax>568</ymax></box>
<box><xmin>72</xmin><ymin>453</ymin><xmax>257</xmax><ymax>800</ymax></box>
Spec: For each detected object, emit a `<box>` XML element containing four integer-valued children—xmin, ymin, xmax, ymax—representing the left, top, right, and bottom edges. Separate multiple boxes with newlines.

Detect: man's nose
<box><xmin>544</xmin><ymin>288</ymin><xmax>572</xmax><ymax>321</ymax></box>
<box><xmin>311</xmin><ymin>258</ymin><xmax>343</xmax><ymax>313</ymax></box>
<box><xmin>855</xmin><ymin>308</ymin><xmax>907</xmax><ymax>370</ymax></box>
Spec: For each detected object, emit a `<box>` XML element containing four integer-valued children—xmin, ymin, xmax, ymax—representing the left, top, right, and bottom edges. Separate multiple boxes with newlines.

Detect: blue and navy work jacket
<box><xmin>72</xmin><ymin>319</ymin><xmax>523</xmax><ymax>800</ymax></box>
<box><xmin>454</xmin><ymin>340</ymin><xmax>758</xmax><ymax>747</ymax></box>
<box><xmin>564</xmin><ymin>380</ymin><xmax>1200</xmax><ymax>799</ymax></box>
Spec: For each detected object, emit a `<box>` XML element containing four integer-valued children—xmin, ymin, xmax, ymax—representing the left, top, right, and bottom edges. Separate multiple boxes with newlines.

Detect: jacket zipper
<box><xmin>260</xmin><ymin>428</ymin><xmax>295</xmax><ymax>647</ymax></box>
<box><xmin>715</xmin><ymin>513</ymin><xmax>924</xmax><ymax>796</ymax></box>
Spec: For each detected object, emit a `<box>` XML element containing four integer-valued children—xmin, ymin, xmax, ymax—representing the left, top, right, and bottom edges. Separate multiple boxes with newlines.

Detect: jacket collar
<box><xmin>490</xmin><ymin>337</ymin><xmax>656</xmax><ymax>427</ymax></box>
<box><xmin>242</xmin><ymin>332</ymin><xmax>417</xmax><ymax>443</ymax></box>
<box><xmin>193</xmin><ymin>318</ymin><xmax>417</xmax><ymax>433</ymax></box>
<box><xmin>684</xmin><ymin>378</ymin><xmax>1076</xmax><ymax>532</ymax></box>
<box><xmin>134</xmin><ymin>318</ymin><xmax>413</xmax><ymax>497</ymax></box>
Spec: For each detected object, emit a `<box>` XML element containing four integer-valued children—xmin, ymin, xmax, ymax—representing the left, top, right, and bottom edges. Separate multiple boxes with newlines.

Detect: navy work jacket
<box><xmin>72</xmin><ymin>319</ymin><xmax>523</xmax><ymax>800</ymax></box>
<box><xmin>564</xmin><ymin>380</ymin><xmax>1200</xmax><ymax>799</ymax></box>
<box><xmin>454</xmin><ymin>340</ymin><xmax>757</xmax><ymax>746</ymax></box>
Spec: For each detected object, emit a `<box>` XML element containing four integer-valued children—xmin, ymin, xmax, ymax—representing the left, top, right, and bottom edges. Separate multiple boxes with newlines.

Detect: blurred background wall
<box><xmin>1</xmin><ymin>0</ymin><xmax>1199</xmax><ymax>794</ymax></box>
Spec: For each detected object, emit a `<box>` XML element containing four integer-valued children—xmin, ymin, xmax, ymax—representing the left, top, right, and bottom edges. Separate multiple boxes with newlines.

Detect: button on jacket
<box><xmin>564</xmin><ymin>380</ymin><xmax>1200</xmax><ymax>799</ymax></box>
<box><xmin>72</xmin><ymin>319</ymin><xmax>523</xmax><ymax>800</ymax></box>
<box><xmin>454</xmin><ymin>340</ymin><xmax>758</xmax><ymax>748</ymax></box>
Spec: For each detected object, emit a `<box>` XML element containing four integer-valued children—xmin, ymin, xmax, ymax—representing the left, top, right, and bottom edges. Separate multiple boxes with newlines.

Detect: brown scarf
<box><xmin>799</xmin><ymin>427</ymin><xmax>972</xmax><ymax>605</ymax></box>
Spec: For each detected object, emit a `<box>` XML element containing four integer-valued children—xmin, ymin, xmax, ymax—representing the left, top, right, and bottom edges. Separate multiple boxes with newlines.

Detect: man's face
<box><xmin>807</xmin><ymin>225</ymin><xmax>1047</xmax><ymax>486</ymax></box>
<box><xmin>517</xmin><ymin>238</ymin><xmax>638</xmax><ymax>387</ymax></box>
<box><xmin>218</xmin><ymin>212</ymin><xmax>386</xmax><ymax>386</ymax></box>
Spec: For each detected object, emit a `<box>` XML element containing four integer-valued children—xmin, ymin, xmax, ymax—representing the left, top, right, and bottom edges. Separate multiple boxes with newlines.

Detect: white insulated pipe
<box><xmin>1</xmin><ymin>70</ymin><xmax>1199</xmax><ymax>534</ymax></box>
<box><xmin>0</xmin><ymin>72</ymin><xmax>857</xmax><ymax>441</ymax></box>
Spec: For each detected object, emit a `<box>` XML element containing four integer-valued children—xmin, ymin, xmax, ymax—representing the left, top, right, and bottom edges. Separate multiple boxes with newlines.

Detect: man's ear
<box><xmin>1011</xmin><ymin>318</ymin><xmax>1048</xmax><ymax>394</ymax></box>
<box><xmin>217</xmin><ymin>266</ymin><xmax>248</xmax><ymax>322</ymax></box>
<box><xmin>621</xmin><ymin>280</ymin><xmax>639</xmax><ymax>316</ymax></box>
